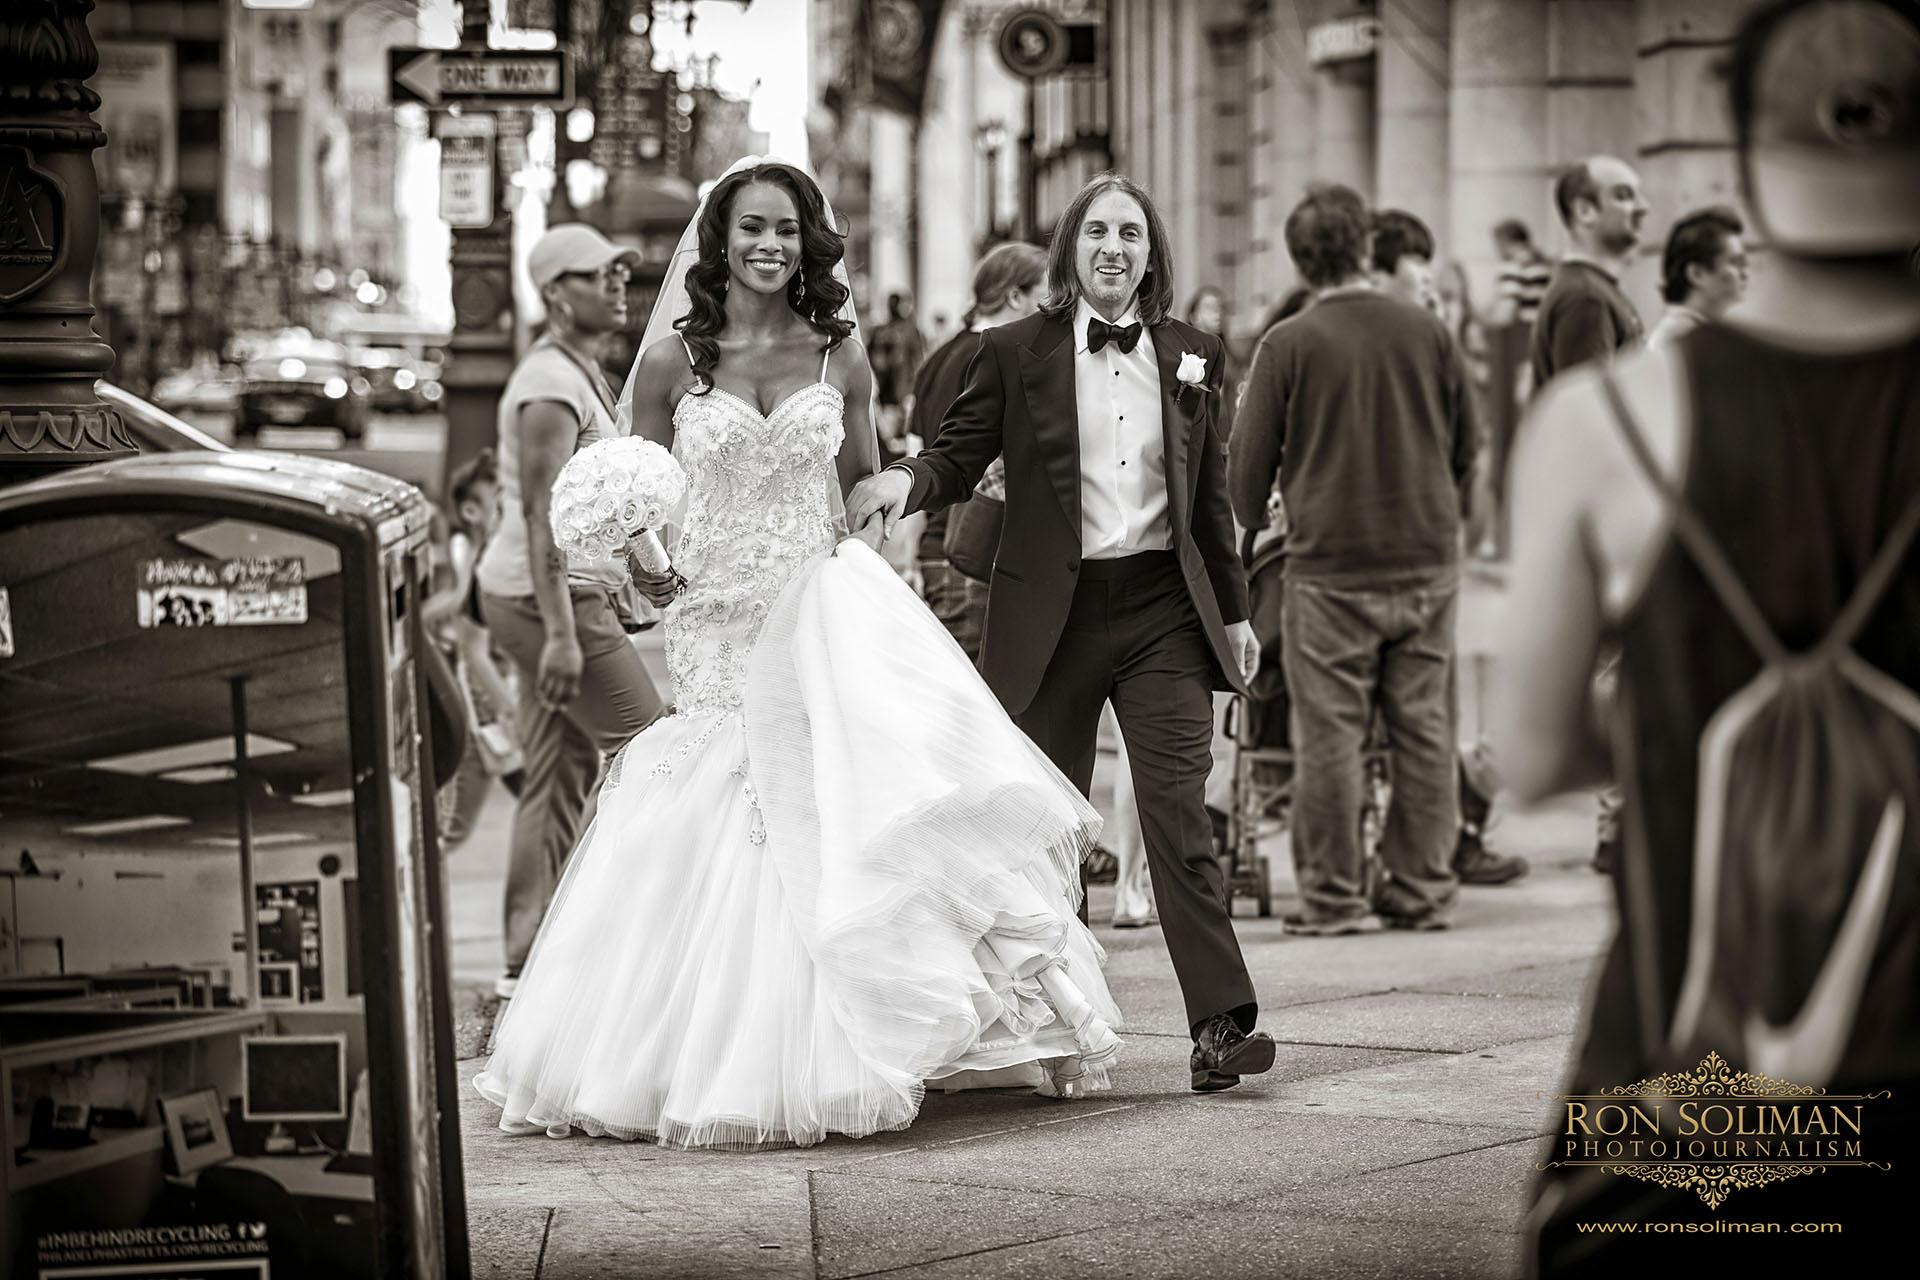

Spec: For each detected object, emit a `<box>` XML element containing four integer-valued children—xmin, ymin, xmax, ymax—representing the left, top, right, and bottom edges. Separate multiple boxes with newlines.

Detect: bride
<box><xmin>472</xmin><ymin>158</ymin><xmax>1123</xmax><ymax>1150</ymax></box>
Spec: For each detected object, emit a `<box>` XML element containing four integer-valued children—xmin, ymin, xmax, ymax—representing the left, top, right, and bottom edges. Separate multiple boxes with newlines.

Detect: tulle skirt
<box><xmin>472</xmin><ymin>540</ymin><xmax>1122</xmax><ymax>1150</ymax></box>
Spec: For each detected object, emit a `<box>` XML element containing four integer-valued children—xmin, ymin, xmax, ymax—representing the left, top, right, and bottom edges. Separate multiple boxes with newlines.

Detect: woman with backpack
<box><xmin>1498</xmin><ymin>0</ymin><xmax>1920</xmax><ymax>1270</ymax></box>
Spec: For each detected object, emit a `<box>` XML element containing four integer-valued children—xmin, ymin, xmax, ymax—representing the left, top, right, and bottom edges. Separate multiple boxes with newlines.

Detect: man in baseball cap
<box><xmin>1734</xmin><ymin>0</ymin><xmax>1920</xmax><ymax>256</ymax></box>
<box><xmin>527</xmin><ymin>223</ymin><xmax>641</xmax><ymax>291</ymax></box>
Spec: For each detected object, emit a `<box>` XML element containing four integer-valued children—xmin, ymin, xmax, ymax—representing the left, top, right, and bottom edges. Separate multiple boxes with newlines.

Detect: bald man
<box><xmin>1529</xmin><ymin>155</ymin><xmax>1650</xmax><ymax>389</ymax></box>
<box><xmin>1527</xmin><ymin>154</ymin><xmax>1651</xmax><ymax>877</ymax></box>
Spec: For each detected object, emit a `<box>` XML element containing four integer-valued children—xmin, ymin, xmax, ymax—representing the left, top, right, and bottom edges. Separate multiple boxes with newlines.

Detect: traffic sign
<box><xmin>388</xmin><ymin>47</ymin><xmax>572</xmax><ymax>109</ymax></box>
<box><xmin>437</xmin><ymin>115</ymin><xmax>495</xmax><ymax>229</ymax></box>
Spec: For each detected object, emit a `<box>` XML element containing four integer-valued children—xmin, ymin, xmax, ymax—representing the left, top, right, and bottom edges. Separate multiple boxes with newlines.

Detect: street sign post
<box><xmin>437</xmin><ymin>115</ymin><xmax>495</xmax><ymax>229</ymax></box>
<box><xmin>388</xmin><ymin>47</ymin><xmax>573</xmax><ymax>110</ymax></box>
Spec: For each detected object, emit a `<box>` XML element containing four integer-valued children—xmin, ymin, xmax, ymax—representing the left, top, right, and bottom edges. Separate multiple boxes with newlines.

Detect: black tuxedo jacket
<box><xmin>896</xmin><ymin>310</ymin><xmax>1250</xmax><ymax>716</ymax></box>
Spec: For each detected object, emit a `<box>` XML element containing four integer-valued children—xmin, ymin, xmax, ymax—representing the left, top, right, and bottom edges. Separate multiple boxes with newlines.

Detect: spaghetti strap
<box><xmin>820</xmin><ymin>345</ymin><xmax>831</xmax><ymax>383</ymax></box>
<box><xmin>679</xmin><ymin>335</ymin><xmax>696</xmax><ymax>370</ymax></box>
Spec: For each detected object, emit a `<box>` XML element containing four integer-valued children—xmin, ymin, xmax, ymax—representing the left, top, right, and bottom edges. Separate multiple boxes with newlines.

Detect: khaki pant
<box><xmin>480</xmin><ymin>588</ymin><xmax>665</xmax><ymax>974</ymax></box>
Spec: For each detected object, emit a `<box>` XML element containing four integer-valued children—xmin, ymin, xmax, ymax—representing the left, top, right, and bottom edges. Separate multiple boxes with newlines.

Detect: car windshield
<box><xmin>245</xmin><ymin>356</ymin><xmax>347</xmax><ymax>382</ymax></box>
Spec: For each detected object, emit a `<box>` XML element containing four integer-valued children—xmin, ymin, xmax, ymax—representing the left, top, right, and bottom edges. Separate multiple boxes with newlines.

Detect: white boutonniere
<box><xmin>1175</xmin><ymin>351</ymin><xmax>1209</xmax><ymax>405</ymax></box>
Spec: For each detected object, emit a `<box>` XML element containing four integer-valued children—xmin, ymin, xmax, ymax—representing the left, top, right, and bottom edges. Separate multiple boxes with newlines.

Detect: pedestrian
<box><xmin>1490</xmin><ymin>218</ymin><xmax>1553</xmax><ymax>331</ymax></box>
<box><xmin>851</xmin><ymin>170</ymin><xmax>1276</xmax><ymax>1094</ymax></box>
<box><xmin>476</xmin><ymin>158</ymin><xmax>1120</xmax><ymax>1149</ymax></box>
<box><xmin>475</xmin><ymin>224</ymin><xmax>667</xmax><ymax>999</ymax></box>
<box><xmin>428</xmin><ymin>448</ymin><xmax>525</xmax><ymax>851</ymax></box>
<box><xmin>1646</xmin><ymin>205</ymin><xmax>1750</xmax><ymax>349</ymax></box>
<box><xmin>1184</xmin><ymin>286</ymin><xmax>1244</xmax><ymax>438</ymax></box>
<box><xmin>1369</xmin><ymin>209</ymin><xmax>1440</xmax><ymax>312</ymax></box>
<box><xmin>909</xmin><ymin>241</ymin><xmax>1046</xmax><ymax>660</ymax></box>
<box><xmin>1502</xmin><ymin>0</ymin><xmax>1920</xmax><ymax>1267</ymax></box>
<box><xmin>1230</xmin><ymin>183</ymin><xmax>1479</xmax><ymax>934</ymax></box>
<box><xmin>868</xmin><ymin>291</ymin><xmax>927</xmax><ymax>461</ymax></box>
<box><xmin>1529</xmin><ymin>156</ymin><xmax>1649</xmax><ymax>388</ymax></box>
<box><xmin>1529</xmin><ymin>155</ymin><xmax>1651</xmax><ymax>876</ymax></box>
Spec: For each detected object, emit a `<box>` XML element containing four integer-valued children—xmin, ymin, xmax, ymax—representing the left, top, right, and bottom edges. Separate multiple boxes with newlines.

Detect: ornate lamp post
<box><xmin>0</xmin><ymin>0</ymin><xmax>135</xmax><ymax>483</ymax></box>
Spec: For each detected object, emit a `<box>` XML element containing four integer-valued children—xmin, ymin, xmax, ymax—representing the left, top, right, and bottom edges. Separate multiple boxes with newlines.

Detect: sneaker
<box><xmin>1454</xmin><ymin>835</ymin><xmax>1529</xmax><ymax>885</ymax></box>
<box><xmin>1282</xmin><ymin>912</ymin><xmax>1383</xmax><ymax>937</ymax></box>
<box><xmin>493</xmin><ymin>974</ymin><xmax>520</xmax><ymax>999</ymax></box>
<box><xmin>1380</xmin><ymin>910</ymin><xmax>1451</xmax><ymax>932</ymax></box>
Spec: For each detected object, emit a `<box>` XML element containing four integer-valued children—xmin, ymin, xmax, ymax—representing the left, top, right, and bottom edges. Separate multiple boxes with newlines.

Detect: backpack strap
<box><xmin>1597</xmin><ymin>370</ymin><xmax>1790</xmax><ymax>665</ymax></box>
<box><xmin>1826</xmin><ymin>489</ymin><xmax>1920</xmax><ymax>654</ymax></box>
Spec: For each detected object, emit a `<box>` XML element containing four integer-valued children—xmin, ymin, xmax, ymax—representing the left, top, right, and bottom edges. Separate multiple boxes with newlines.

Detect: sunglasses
<box><xmin>557</xmin><ymin>263</ymin><xmax>631</xmax><ymax>290</ymax></box>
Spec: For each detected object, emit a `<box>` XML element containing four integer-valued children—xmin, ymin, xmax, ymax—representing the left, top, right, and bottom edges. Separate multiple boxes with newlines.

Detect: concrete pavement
<box><xmin>446</xmin><ymin>565</ymin><xmax>1614</xmax><ymax>1278</ymax></box>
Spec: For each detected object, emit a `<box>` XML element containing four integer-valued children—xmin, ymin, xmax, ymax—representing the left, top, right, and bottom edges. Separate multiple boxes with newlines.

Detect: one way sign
<box><xmin>388</xmin><ymin>48</ymin><xmax>573</xmax><ymax>109</ymax></box>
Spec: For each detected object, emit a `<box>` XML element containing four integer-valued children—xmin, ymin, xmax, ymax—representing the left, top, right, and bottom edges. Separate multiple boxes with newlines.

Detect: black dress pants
<box><xmin>1014</xmin><ymin>551</ymin><xmax>1258</xmax><ymax>1030</ymax></box>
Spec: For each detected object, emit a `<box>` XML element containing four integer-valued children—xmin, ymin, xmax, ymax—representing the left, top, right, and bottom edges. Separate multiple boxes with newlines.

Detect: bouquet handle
<box><xmin>624</xmin><ymin>530</ymin><xmax>687</xmax><ymax>597</ymax></box>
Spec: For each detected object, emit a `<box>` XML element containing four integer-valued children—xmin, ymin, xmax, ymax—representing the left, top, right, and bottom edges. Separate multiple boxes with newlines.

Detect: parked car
<box><xmin>352</xmin><ymin>346</ymin><xmax>444</xmax><ymax>414</ymax></box>
<box><xmin>149</xmin><ymin>357</ymin><xmax>243</xmax><ymax>416</ymax></box>
<box><xmin>235</xmin><ymin>345</ymin><xmax>372</xmax><ymax>441</ymax></box>
<box><xmin>99</xmin><ymin>381</ymin><xmax>231</xmax><ymax>453</ymax></box>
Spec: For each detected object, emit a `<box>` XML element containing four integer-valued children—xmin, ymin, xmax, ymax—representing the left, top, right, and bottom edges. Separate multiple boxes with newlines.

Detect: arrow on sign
<box><xmin>393</xmin><ymin>50</ymin><xmax>442</xmax><ymax>105</ymax></box>
<box><xmin>388</xmin><ymin>48</ymin><xmax>572</xmax><ymax>109</ymax></box>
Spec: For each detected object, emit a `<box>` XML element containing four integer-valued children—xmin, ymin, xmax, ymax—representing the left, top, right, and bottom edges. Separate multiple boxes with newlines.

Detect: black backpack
<box><xmin>1602</xmin><ymin>371</ymin><xmax>1920</xmax><ymax>1088</ymax></box>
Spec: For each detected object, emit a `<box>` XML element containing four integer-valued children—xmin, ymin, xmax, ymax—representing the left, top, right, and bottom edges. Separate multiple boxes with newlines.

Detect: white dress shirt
<box><xmin>1074</xmin><ymin>297</ymin><xmax>1171</xmax><ymax>559</ymax></box>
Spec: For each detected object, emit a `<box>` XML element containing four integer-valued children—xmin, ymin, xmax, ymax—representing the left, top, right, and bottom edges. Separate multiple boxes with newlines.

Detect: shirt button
<box><xmin>1068</xmin><ymin>560</ymin><xmax>1079</xmax><ymax>571</ymax></box>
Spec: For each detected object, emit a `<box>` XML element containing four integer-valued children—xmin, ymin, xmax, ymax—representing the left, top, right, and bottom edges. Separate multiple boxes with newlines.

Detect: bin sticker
<box><xmin>0</xmin><ymin>585</ymin><xmax>12</xmax><ymax>657</ymax></box>
<box><xmin>138</xmin><ymin>557</ymin><xmax>306</xmax><ymax>628</ymax></box>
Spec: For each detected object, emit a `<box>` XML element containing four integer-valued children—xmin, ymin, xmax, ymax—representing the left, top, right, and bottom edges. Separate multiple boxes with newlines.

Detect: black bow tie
<box><xmin>1087</xmin><ymin>317</ymin><xmax>1142</xmax><ymax>355</ymax></box>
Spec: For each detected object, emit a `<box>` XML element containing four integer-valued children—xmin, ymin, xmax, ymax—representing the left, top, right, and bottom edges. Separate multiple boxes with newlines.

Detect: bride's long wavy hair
<box><xmin>675</xmin><ymin>163</ymin><xmax>854</xmax><ymax>394</ymax></box>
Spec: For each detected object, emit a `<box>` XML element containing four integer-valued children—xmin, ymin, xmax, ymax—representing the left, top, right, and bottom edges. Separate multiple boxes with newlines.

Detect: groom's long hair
<box><xmin>1040</xmin><ymin>172</ymin><xmax>1176</xmax><ymax>326</ymax></box>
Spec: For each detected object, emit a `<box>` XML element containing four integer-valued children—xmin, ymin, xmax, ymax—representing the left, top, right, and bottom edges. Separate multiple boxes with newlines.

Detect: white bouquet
<box><xmin>550</xmin><ymin>436</ymin><xmax>688</xmax><ymax>584</ymax></box>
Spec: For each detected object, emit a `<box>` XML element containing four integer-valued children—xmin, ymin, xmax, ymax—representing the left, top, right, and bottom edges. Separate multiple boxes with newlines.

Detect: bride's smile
<box><xmin>726</xmin><ymin>183</ymin><xmax>802</xmax><ymax>294</ymax></box>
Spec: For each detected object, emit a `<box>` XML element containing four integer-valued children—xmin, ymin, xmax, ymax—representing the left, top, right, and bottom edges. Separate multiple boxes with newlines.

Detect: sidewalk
<box><xmin>450</xmin><ymin>569</ymin><xmax>1615</xmax><ymax>1278</ymax></box>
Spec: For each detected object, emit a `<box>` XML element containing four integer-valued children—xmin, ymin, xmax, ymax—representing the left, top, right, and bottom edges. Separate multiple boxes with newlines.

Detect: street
<box><xmin>442</xmin><ymin>574</ymin><xmax>1614</xmax><ymax>1280</ymax></box>
<box><xmin>449</xmin><ymin>785</ymin><xmax>1605</xmax><ymax>1279</ymax></box>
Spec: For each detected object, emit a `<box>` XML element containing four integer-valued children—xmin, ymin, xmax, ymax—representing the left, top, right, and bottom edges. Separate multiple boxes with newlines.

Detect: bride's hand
<box><xmin>629</xmin><ymin>562</ymin><xmax>682</xmax><ymax>606</ymax></box>
<box><xmin>846</xmin><ymin>513</ymin><xmax>887</xmax><ymax>555</ymax></box>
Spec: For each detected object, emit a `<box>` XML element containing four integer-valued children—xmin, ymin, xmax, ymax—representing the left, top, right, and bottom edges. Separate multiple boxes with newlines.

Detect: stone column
<box><xmin>1449</xmin><ymin>0</ymin><xmax>1551</xmax><ymax>304</ymax></box>
<box><xmin>1313</xmin><ymin>60</ymin><xmax>1378</xmax><ymax>200</ymax></box>
<box><xmin>0</xmin><ymin>0</ymin><xmax>135</xmax><ymax>482</ymax></box>
<box><xmin>1377</xmin><ymin>0</ymin><xmax>1453</xmax><ymax>252</ymax></box>
<box><xmin>1631</xmin><ymin>0</ymin><xmax>1764</xmax><ymax>319</ymax></box>
<box><xmin>1245</xmin><ymin>4</ymin><xmax>1314</xmax><ymax>321</ymax></box>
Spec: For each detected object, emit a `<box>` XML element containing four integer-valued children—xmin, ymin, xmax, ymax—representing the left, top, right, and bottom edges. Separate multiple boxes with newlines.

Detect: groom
<box><xmin>849</xmin><ymin>172</ymin><xmax>1273</xmax><ymax>1092</ymax></box>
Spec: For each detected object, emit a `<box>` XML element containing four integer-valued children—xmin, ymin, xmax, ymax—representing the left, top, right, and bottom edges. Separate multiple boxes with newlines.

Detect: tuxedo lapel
<box><xmin>1017</xmin><ymin>312</ymin><xmax>1082</xmax><ymax>534</ymax></box>
<box><xmin>1152</xmin><ymin>321</ymin><xmax>1199</xmax><ymax>539</ymax></box>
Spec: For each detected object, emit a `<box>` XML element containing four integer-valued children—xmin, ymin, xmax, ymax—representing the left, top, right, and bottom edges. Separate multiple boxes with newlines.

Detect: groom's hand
<box><xmin>847</xmin><ymin>467</ymin><xmax>912</xmax><ymax>545</ymax></box>
<box><xmin>1227</xmin><ymin>620</ymin><xmax>1259</xmax><ymax>687</ymax></box>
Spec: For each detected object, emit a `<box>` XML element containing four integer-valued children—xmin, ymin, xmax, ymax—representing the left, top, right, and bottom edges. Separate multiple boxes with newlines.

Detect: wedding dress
<box><xmin>472</xmin><ymin>372</ymin><xmax>1123</xmax><ymax>1150</ymax></box>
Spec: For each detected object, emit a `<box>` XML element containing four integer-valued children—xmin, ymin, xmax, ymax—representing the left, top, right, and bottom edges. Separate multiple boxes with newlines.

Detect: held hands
<box><xmin>1226</xmin><ymin>620</ymin><xmax>1259</xmax><ymax>687</ymax></box>
<box><xmin>845</xmin><ymin>468</ymin><xmax>912</xmax><ymax>548</ymax></box>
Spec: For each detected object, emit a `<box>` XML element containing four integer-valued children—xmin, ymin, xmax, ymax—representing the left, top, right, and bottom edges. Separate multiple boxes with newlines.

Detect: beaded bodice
<box><xmin>664</xmin><ymin>382</ymin><xmax>845</xmax><ymax>716</ymax></box>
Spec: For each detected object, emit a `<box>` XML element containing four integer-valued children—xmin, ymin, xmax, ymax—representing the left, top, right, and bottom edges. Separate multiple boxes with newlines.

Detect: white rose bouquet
<box><xmin>551</xmin><ymin>437</ymin><xmax>688</xmax><ymax>589</ymax></box>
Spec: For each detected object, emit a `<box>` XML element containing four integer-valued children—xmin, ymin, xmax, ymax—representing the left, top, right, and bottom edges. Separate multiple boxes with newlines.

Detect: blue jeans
<box><xmin>1281</xmin><ymin>569</ymin><xmax>1461</xmax><ymax>922</ymax></box>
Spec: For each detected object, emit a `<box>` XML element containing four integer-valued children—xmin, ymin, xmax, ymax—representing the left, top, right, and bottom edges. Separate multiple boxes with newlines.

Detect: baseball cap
<box><xmin>1733</xmin><ymin>0</ymin><xmax>1920</xmax><ymax>256</ymax></box>
<box><xmin>528</xmin><ymin>224</ymin><xmax>641</xmax><ymax>289</ymax></box>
